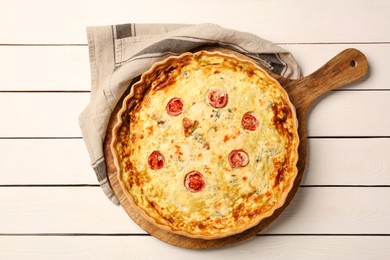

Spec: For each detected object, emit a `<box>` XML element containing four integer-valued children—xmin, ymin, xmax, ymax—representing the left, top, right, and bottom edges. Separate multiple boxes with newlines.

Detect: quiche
<box><xmin>112</xmin><ymin>51</ymin><xmax>299</xmax><ymax>239</ymax></box>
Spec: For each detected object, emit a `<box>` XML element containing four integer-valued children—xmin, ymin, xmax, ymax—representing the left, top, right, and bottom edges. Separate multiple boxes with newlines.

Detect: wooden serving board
<box><xmin>104</xmin><ymin>48</ymin><xmax>368</xmax><ymax>249</ymax></box>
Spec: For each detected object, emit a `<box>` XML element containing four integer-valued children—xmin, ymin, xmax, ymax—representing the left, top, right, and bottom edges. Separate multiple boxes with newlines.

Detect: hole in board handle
<box><xmin>350</xmin><ymin>60</ymin><xmax>357</xmax><ymax>67</ymax></box>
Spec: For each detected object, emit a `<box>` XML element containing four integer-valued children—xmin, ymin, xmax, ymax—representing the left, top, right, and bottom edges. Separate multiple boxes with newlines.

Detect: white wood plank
<box><xmin>0</xmin><ymin>44</ymin><xmax>387</xmax><ymax>91</ymax></box>
<box><xmin>0</xmin><ymin>236</ymin><xmax>389</xmax><ymax>259</ymax></box>
<box><xmin>307</xmin><ymin>91</ymin><xmax>390</xmax><ymax>137</ymax></box>
<box><xmin>0</xmin><ymin>46</ymin><xmax>90</xmax><ymax>91</ymax></box>
<box><xmin>268</xmin><ymin>187</ymin><xmax>390</xmax><ymax>234</ymax></box>
<box><xmin>0</xmin><ymin>187</ymin><xmax>389</xmax><ymax>234</ymax></box>
<box><xmin>1</xmin><ymin>138</ymin><xmax>389</xmax><ymax>186</ymax></box>
<box><xmin>0</xmin><ymin>187</ymin><xmax>140</xmax><ymax>234</ymax></box>
<box><xmin>0</xmin><ymin>187</ymin><xmax>142</xmax><ymax>234</ymax></box>
<box><xmin>0</xmin><ymin>139</ymin><xmax>97</xmax><ymax>185</ymax></box>
<box><xmin>0</xmin><ymin>0</ymin><xmax>389</xmax><ymax>44</ymax></box>
<box><xmin>305</xmin><ymin>138</ymin><xmax>390</xmax><ymax>185</ymax></box>
<box><xmin>0</xmin><ymin>93</ymin><xmax>88</xmax><ymax>137</ymax></box>
<box><xmin>1</xmin><ymin>92</ymin><xmax>389</xmax><ymax>137</ymax></box>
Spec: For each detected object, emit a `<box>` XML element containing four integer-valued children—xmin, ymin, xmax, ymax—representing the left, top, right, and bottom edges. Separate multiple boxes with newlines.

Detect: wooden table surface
<box><xmin>1</xmin><ymin>0</ymin><xmax>389</xmax><ymax>258</ymax></box>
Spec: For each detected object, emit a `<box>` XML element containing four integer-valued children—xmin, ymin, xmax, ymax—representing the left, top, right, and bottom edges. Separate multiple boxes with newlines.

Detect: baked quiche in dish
<box><xmin>111</xmin><ymin>51</ymin><xmax>299</xmax><ymax>239</ymax></box>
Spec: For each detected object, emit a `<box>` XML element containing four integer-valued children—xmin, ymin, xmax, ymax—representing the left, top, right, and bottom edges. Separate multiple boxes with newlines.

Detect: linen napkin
<box><xmin>79</xmin><ymin>23</ymin><xmax>301</xmax><ymax>205</ymax></box>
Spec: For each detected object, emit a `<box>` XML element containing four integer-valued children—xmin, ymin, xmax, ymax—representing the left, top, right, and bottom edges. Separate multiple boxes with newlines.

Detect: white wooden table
<box><xmin>1</xmin><ymin>0</ymin><xmax>389</xmax><ymax>258</ymax></box>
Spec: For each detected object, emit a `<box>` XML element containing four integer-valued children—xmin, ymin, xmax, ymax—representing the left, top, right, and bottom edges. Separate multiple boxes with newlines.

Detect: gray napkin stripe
<box><xmin>172</xmin><ymin>36</ymin><xmax>287</xmax><ymax>72</ymax></box>
<box><xmin>115</xmin><ymin>34</ymin><xmax>283</xmax><ymax>74</ymax></box>
<box><xmin>124</xmin><ymin>52</ymin><xmax>180</xmax><ymax>63</ymax></box>
<box><xmin>116</xmin><ymin>23</ymin><xmax>137</xmax><ymax>39</ymax></box>
<box><xmin>94</xmin><ymin>159</ymin><xmax>120</xmax><ymax>204</ymax></box>
<box><xmin>92</xmin><ymin>156</ymin><xmax>107</xmax><ymax>181</ymax></box>
<box><xmin>116</xmin><ymin>38</ymin><xmax>203</xmax><ymax>64</ymax></box>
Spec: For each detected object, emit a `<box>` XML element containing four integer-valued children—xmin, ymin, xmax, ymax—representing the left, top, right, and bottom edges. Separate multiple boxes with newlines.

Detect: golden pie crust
<box><xmin>111</xmin><ymin>51</ymin><xmax>299</xmax><ymax>239</ymax></box>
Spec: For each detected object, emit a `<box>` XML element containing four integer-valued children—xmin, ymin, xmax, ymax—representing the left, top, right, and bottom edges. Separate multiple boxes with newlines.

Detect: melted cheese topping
<box><xmin>115</xmin><ymin>52</ymin><xmax>299</xmax><ymax>238</ymax></box>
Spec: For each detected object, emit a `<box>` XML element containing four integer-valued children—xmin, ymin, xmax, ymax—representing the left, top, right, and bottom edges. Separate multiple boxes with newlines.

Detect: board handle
<box><xmin>285</xmin><ymin>48</ymin><xmax>368</xmax><ymax>111</ymax></box>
